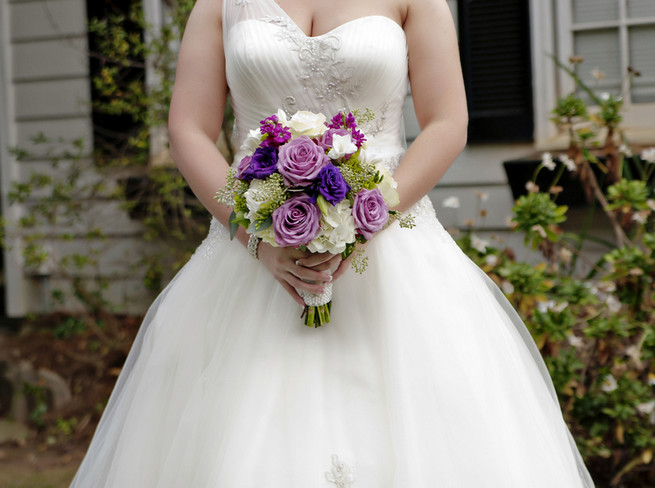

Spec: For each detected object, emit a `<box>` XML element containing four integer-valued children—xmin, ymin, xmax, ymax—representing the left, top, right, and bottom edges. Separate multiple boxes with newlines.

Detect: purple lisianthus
<box><xmin>318</xmin><ymin>128</ymin><xmax>349</xmax><ymax>152</ymax></box>
<box><xmin>315</xmin><ymin>164</ymin><xmax>350</xmax><ymax>205</ymax></box>
<box><xmin>272</xmin><ymin>194</ymin><xmax>321</xmax><ymax>247</ymax></box>
<box><xmin>352</xmin><ymin>188</ymin><xmax>389</xmax><ymax>240</ymax></box>
<box><xmin>277</xmin><ymin>136</ymin><xmax>329</xmax><ymax>187</ymax></box>
<box><xmin>241</xmin><ymin>147</ymin><xmax>278</xmax><ymax>180</ymax></box>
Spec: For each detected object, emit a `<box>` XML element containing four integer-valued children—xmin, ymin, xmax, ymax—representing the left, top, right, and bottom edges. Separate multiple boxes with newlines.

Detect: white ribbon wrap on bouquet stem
<box><xmin>298</xmin><ymin>282</ymin><xmax>333</xmax><ymax>307</ymax></box>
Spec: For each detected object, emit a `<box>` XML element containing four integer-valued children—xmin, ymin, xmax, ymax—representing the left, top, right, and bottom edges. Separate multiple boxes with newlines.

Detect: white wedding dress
<box><xmin>71</xmin><ymin>1</ymin><xmax>595</xmax><ymax>487</ymax></box>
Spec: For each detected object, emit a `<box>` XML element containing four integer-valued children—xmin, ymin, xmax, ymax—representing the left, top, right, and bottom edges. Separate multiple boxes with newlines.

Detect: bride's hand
<box><xmin>258</xmin><ymin>243</ymin><xmax>338</xmax><ymax>306</ymax></box>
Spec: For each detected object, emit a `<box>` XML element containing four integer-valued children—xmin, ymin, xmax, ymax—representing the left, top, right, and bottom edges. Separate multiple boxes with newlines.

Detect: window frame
<box><xmin>553</xmin><ymin>0</ymin><xmax>655</xmax><ymax>140</ymax></box>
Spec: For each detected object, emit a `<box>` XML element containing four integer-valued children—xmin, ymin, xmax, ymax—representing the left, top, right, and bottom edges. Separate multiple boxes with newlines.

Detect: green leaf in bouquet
<box><xmin>316</xmin><ymin>194</ymin><xmax>329</xmax><ymax>216</ymax></box>
<box><xmin>229</xmin><ymin>210</ymin><xmax>239</xmax><ymax>240</ymax></box>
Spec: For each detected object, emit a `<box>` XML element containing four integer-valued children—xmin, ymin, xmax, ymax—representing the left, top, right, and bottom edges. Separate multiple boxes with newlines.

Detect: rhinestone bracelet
<box><xmin>247</xmin><ymin>234</ymin><xmax>261</xmax><ymax>260</ymax></box>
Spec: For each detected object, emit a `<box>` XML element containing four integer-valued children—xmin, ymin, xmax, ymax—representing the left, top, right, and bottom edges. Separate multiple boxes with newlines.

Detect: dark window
<box><xmin>457</xmin><ymin>0</ymin><xmax>534</xmax><ymax>143</ymax></box>
<box><xmin>85</xmin><ymin>0</ymin><xmax>146</xmax><ymax>163</ymax></box>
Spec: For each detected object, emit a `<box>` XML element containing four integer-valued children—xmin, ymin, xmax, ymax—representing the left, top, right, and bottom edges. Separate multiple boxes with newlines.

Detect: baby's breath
<box><xmin>255</xmin><ymin>173</ymin><xmax>287</xmax><ymax>216</ymax></box>
<box><xmin>351</xmin><ymin>247</ymin><xmax>369</xmax><ymax>274</ymax></box>
<box><xmin>339</xmin><ymin>154</ymin><xmax>378</xmax><ymax>195</ymax></box>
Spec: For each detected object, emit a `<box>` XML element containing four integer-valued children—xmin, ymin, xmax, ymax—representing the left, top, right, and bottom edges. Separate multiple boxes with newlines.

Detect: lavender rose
<box><xmin>317</xmin><ymin>128</ymin><xmax>349</xmax><ymax>152</ymax></box>
<box><xmin>272</xmin><ymin>194</ymin><xmax>321</xmax><ymax>247</ymax></box>
<box><xmin>315</xmin><ymin>164</ymin><xmax>350</xmax><ymax>205</ymax></box>
<box><xmin>277</xmin><ymin>136</ymin><xmax>329</xmax><ymax>187</ymax></box>
<box><xmin>235</xmin><ymin>155</ymin><xmax>252</xmax><ymax>181</ymax></box>
<box><xmin>352</xmin><ymin>188</ymin><xmax>389</xmax><ymax>240</ymax></box>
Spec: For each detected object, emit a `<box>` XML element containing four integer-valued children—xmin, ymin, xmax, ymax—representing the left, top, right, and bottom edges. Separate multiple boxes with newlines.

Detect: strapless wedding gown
<box><xmin>70</xmin><ymin>1</ymin><xmax>594</xmax><ymax>486</ymax></box>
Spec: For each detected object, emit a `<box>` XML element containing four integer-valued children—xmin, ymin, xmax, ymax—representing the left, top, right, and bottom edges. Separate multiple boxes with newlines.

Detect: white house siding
<box><xmin>1</xmin><ymin>0</ymin><xmax>150</xmax><ymax>316</ymax></box>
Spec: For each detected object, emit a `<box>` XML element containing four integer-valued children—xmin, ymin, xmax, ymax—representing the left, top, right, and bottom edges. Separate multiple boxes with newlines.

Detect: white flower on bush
<box><xmin>307</xmin><ymin>200</ymin><xmax>356</xmax><ymax>254</ymax></box>
<box><xmin>619</xmin><ymin>144</ymin><xmax>633</xmax><ymax>157</ymax></box>
<box><xmin>240</xmin><ymin>128</ymin><xmax>264</xmax><ymax>153</ymax></box>
<box><xmin>600</xmin><ymin>375</ymin><xmax>618</xmax><ymax>393</ymax></box>
<box><xmin>442</xmin><ymin>196</ymin><xmax>460</xmax><ymax>209</ymax></box>
<box><xmin>637</xmin><ymin>401</ymin><xmax>655</xmax><ymax>416</ymax></box>
<box><xmin>537</xmin><ymin>300</ymin><xmax>556</xmax><ymax>313</ymax></box>
<box><xmin>287</xmin><ymin>110</ymin><xmax>328</xmax><ymax>138</ymax></box>
<box><xmin>641</xmin><ymin>147</ymin><xmax>655</xmax><ymax>164</ymax></box>
<box><xmin>559</xmin><ymin>154</ymin><xmax>576</xmax><ymax>172</ymax></box>
<box><xmin>374</xmin><ymin>163</ymin><xmax>400</xmax><ymax>208</ymax></box>
<box><xmin>559</xmin><ymin>247</ymin><xmax>573</xmax><ymax>264</ymax></box>
<box><xmin>568</xmin><ymin>335</ymin><xmax>584</xmax><ymax>349</ymax></box>
<box><xmin>632</xmin><ymin>210</ymin><xmax>650</xmax><ymax>224</ymax></box>
<box><xmin>327</xmin><ymin>134</ymin><xmax>357</xmax><ymax>159</ymax></box>
<box><xmin>531</xmin><ymin>224</ymin><xmax>547</xmax><ymax>238</ymax></box>
<box><xmin>541</xmin><ymin>152</ymin><xmax>556</xmax><ymax>171</ymax></box>
<box><xmin>485</xmin><ymin>254</ymin><xmax>498</xmax><ymax>267</ymax></box>
<box><xmin>605</xmin><ymin>294</ymin><xmax>622</xmax><ymax>313</ymax></box>
<box><xmin>471</xmin><ymin>234</ymin><xmax>489</xmax><ymax>253</ymax></box>
<box><xmin>501</xmin><ymin>280</ymin><xmax>514</xmax><ymax>294</ymax></box>
<box><xmin>525</xmin><ymin>181</ymin><xmax>539</xmax><ymax>193</ymax></box>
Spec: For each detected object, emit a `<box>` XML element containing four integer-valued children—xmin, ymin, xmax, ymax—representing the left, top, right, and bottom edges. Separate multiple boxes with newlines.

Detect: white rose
<box><xmin>240</xmin><ymin>128</ymin><xmax>263</xmax><ymax>154</ymax></box>
<box><xmin>374</xmin><ymin>163</ymin><xmax>400</xmax><ymax>208</ymax></box>
<box><xmin>287</xmin><ymin>110</ymin><xmax>328</xmax><ymax>138</ymax></box>
<box><xmin>327</xmin><ymin>134</ymin><xmax>358</xmax><ymax>159</ymax></box>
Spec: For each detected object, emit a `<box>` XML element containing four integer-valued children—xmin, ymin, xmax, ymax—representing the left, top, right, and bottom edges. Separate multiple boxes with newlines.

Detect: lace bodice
<box><xmin>223</xmin><ymin>0</ymin><xmax>409</xmax><ymax>163</ymax></box>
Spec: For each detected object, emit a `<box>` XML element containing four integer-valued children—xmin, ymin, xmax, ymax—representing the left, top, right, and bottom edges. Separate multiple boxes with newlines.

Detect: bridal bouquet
<box><xmin>216</xmin><ymin>110</ymin><xmax>413</xmax><ymax>327</ymax></box>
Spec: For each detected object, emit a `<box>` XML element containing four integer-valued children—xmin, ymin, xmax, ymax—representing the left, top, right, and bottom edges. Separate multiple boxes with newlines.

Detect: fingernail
<box><xmin>295</xmin><ymin>260</ymin><xmax>301</xmax><ymax>266</ymax></box>
<box><xmin>327</xmin><ymin>275</ymin><xmax>333</xmax><ymax>282</ymax></box>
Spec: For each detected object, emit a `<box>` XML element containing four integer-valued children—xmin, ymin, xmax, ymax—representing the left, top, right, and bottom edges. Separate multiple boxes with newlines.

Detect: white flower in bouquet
<box><xmin>374</xmin><ymin>163</ymin><xmax>400</xmax><ymax>208</ymax></box>
<box><xmin>287</xmin><ymin>110</ymin><xmax>328</xmax><ymax>138</ymax></box>
<box><xmin>240</xmin><ymin>128</ymin><xmax>264</xmax><ymax>153</ymax></box>
<box><xmin>243</xmin><ymin>179</ymin><xmax>268</xmax><ymax>222</ymax></box>
<box><xmin>327</xmin><ymin>134</ymin><xmax>358</xmax><ymax>159</ymax></box>
<box><xmin>308</xmin><ymin>200</ymin><xmax>357</xmax><ymax>254</ymax></box>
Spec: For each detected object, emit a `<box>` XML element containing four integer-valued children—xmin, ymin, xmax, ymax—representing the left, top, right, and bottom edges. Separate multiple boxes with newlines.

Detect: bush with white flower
<box><xmin>452</xmin><ymin>58</ymin><xmax>655</xmax><ymax>486</ymax></box>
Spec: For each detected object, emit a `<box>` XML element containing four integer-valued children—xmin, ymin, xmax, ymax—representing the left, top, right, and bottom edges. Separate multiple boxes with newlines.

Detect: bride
<box><xmin>71</xmin><ymin>0</ymin><xmax>595</xmax><ymax>486</ymax></box>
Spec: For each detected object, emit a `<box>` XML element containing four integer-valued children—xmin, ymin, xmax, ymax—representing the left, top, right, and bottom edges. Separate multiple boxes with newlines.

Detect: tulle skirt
<box><xmin>70</xmin><ymin>197</ymin><xmax>594</xmax><ymax>487</ymax></box>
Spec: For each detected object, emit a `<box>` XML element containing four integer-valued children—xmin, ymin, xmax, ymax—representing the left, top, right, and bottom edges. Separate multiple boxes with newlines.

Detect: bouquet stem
<box><xmin>303</xmin><ymin>301</ymin><xmax>332</xmax><ymax>327</ymax></box>
<box><xmin>298</xmin><ymin>282</ymin><xmax>333</xmax><ymax>327</ymax></box>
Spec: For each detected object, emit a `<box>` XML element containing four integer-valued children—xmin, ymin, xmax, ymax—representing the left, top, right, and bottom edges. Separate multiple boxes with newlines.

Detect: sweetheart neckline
<box><xmin>264</xmin><ymin>0</ymin><xmax>405</xmax><ymax>39</ymax></box>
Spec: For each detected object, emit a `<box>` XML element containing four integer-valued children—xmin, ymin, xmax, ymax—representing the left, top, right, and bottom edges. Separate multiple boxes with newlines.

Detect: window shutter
<box><xmin>457</xmin><ymin>0</ymin><xmax>534</xmax><ymax>142</ymax></box>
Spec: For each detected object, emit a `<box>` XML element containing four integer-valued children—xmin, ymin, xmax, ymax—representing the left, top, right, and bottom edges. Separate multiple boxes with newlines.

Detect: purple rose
<box><xmin>317</xmin><ymin>128</ymin><xmax>349</xmax><ymax>152</ymax></box>
<box><xmin>272</xmin><ymin>194</ymin><xmax>321</xmax><ymax>247</ymax></box>
<box><xmin>352</xmin><ymin>188</ymin><xmax>389</xmax><ymax>240</ymax></box>
<box><xmin>277</xmin><ymin>136</ymin><xmax>329</xmax><ymax>187</ymax></box>
<box><xmin>242</xmin><ymin>146</ymin><xmax>278</xmax><ymax>180</ymax></box>
<box><xmin>235</xmin><ymin>155</ymin><xmax>252</xmax><ymax>180</ymax></box>
<box><xmin>315</xmin><ymin>164</ymin><xmax>350</xmax><ymax>205</ymax></box>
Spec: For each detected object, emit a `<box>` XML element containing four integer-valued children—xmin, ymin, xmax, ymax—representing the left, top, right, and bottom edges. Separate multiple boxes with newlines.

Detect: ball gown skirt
<box><xmin>69</xmin><ymin>0</ymin><xmax>594</xmax><ymax>486</ymax></box>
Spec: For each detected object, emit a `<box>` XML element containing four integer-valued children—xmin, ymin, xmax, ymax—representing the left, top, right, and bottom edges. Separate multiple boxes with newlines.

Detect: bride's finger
<box><xmin>296</xmin><ymin>252</ymin><xmax>336</xmax><ymax>267</ymax></box>
<box><xmin>277</xmin><ymin>279</ymin><xmax>305</xmax><ymax>306</ymax></box>
<box><xmin>290</xmin><ymin>264</ymin><xmax>332</xmax><ymax>284</ymax></box>
<box><xmin>285</xmin><ymin>273</ymin><xmax>327</xmax><ymax>294</ymax></box>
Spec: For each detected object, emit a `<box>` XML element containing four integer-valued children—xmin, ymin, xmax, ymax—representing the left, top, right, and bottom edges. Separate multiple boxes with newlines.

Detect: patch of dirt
<box><xmin>0</xmin><ymin>314</ymin><xmax>141</xmax><ymax>486</ymax></box>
